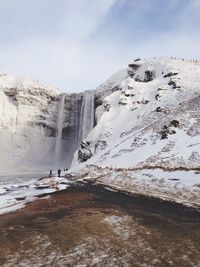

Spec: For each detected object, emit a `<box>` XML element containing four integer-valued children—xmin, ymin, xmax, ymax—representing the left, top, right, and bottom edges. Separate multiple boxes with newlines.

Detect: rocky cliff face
<box><xmin>0</xmin><ymin>75</ymin><xmax>85</xmax><ymax>172</ymax></box>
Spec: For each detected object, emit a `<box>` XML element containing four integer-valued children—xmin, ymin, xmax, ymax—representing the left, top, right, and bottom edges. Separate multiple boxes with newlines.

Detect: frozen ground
<box><xmin>0</xmin><ymin>173</ymin><xmax>73</xmax><ymax>215</ymax></box>
<box><xmin>72</xmin><ymin>166</ymin><xmax>200</xmax><ymax>209</ymax></box>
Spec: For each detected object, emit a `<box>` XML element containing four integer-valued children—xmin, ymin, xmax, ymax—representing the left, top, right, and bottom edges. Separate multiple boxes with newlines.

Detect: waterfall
<box><xmin>78</xmin><ymin>91</ymin><xmax>94</xmax><ymax>145</ymax></box>
<box><xmin>75</xmin><ymin>93</ymin><xmax>79</xmax><ymax>147</ymax></box>
<box><xmin>55</xmin><ymin>94</ymin><xmax>65</xmax><ymax>164</ymax></box>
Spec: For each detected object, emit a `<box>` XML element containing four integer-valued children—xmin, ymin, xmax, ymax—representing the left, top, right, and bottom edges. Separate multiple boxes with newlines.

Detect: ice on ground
<box><xmin>0</xmin><ymin>174</ymin><xmax>73</xmax><ymax>215</ymax></box>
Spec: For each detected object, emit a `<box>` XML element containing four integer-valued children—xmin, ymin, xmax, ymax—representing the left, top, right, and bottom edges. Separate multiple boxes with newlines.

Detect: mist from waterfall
<box><xmin>78</xmin><ymin>91</ymin><xmax>94</xmax><ymax>145</ymax></box>
<box><xmin>55</xmin><ymin>94</ymin><xmax>65</xmax><ymax>165</ymax></box>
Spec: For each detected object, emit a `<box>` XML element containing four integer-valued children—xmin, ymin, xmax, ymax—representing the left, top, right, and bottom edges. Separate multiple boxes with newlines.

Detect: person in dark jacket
<box><xmin>58</xmin><ymin>169</ymin><xmax>61</xmax><ymax>177</ymax></box>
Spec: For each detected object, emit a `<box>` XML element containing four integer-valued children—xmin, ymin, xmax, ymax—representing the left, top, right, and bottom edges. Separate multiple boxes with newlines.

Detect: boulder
<box><xmin>170</xmin><ymin>120</ymin><xmax>179</xmax><ymax>127</ymax></box>
<box><xmin>95</xmin><ymin>140</ymin><xmax>107</xmax><ymax>153</ymax></box>
<box><xmin>78</xmin><ymin>147</ymin><xmax>92</xmax><ymax>162</ymax></box>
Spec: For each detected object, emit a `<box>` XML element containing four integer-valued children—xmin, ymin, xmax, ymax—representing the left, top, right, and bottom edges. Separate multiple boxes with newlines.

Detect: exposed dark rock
<box><xmin>170</xmin><ymin>120</ymin><xmax>179</xmax><ymax>127</ymax></box>
<box><xmin>78</xmin><ymin>142</ymin><xmax>93</xmax><ymax>162</ymax></box>
<box><xmin>80</xmin><ymin>141</ymin><xmax>91</xmax><ymax>149</ymax></box>
<box><xmin>134</xmin><ymin>77</ymin><xmax>143</xmax><ymax>82</ymax></box>
<box><xmin>170</xmin><ymin>129</ymin><xmax>176</xmax><ymax>134</ymax></box>
<box><xmin>157</xmin><ymin>87</ymin><xmax>167</xmax><ymax>91</ymax></box>
<box><xmin>118</xmin><ymin>98</ymin><xmax>127</xmax><ymax>105</ymax></box>
<box><xmin>144</xmin><ymin>70</ymin><xmax>155</xmax><ymax>82</ymax></box>
<box><xmin>155</xmin><ymin>107</ymin><xmax>169</xmax><ymax>114</ymax></box>
<box><xmin>103</xmin><ymin>103</ymin><xmax>111</xmax><ymax>112</ymax></box>
<box><xmin>161</xmin><ymin>130</ymin><xmax>168</xmax><ymax>139</ymax></box>
<box><xmin>95</xmin><ymin>140</ymin><xmax>107</xmax><ymax>153</ymax></box>
<box><xmin>160</xmin><ymin>122</ymin><xmax>178</xmax><ymax>139</ymax></box>
<box><xmin>168</xmin><ymin>80</ymin><xmax>176</xmax><ymax>87</ymax></box>
<box><xmin>168</xmin><ymin>80</ymin><xmax>180</xmax><ymax>89</ymax></box>
<box><xmin>135</xmin><ymin>70</ymin><xmax>155</xmax><ymax>83</ymax></box>
<box><xmin>111</xmin><ymin>85</ymin><xmax>121</xmax><ymax>93</ymax></box>
<box><xmin>155</xmin><ymin>93</ymin><xmax>160</xmax><ymax>100</ymax></box>
<box><xmin>128</xmin><ymin>64</ymin><xmax>141</xmax><ymax>77</ymax></box>
<box><xmin>137</xmin><ymin>99</ymin><xmax>149</xmax><ymax>104</ymax></box>
<box><xmin>15</xmin><ymin>196</ymin><xmax>26</xmax><ymax>201</ymax></box>
<box><xmin>128</xmin><ymin>63</ymin><xmax>141</xmax><ymax>70</ymax></box>
<box><xmin>94</xmin><ymin>95</ymin><xmax>103</xmax><ymax>109</ymax></box>
<box><xmin>156</xmin><ymin>106</ymin><xmax>162</xmax><ymax>112</ymax></box>
<box><xmin>4</xmin><ymin>88</ymin><xmax>17</xmax><ymax>98</ymax></box>
<box><xmin>62</xmin><ymin>126</ymin><xmax>73</xmax><ymax>140</ymax></box>
<box><xmin>164</xmin><ymin>72</ymin><xmax>178</xmax><ymax>78</ymax></box>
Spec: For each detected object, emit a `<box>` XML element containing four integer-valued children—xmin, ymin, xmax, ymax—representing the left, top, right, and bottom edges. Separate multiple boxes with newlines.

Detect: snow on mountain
<box><xmin>1</xmin><ymin>57</ymin><xmax>200</xmax><ymax>210</ymax></box>
<box><xmin>0</xmin><ymin>74</ymin><xmax>83</xmax><ymax>173</ymax></box>
<box><xmin>72</xmin><ymin>57</ymin><xmax>200</xmax><ymax>208</ymax></box>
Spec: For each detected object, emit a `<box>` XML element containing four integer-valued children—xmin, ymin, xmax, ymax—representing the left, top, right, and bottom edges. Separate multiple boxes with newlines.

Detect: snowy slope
<box><xmin>72</xmin><ymin>57</ymin><xmax>200</xmax><ymax>207</ymax></box>
<box><xmin>74</xmin><ymin>57</ymin><xmax>200</xmax><ymax>169</ymax></box>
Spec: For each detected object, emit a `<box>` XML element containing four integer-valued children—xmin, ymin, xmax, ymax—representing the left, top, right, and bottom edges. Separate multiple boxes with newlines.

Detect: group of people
<box><xmin>49</xmin><ymin>168</ymin><xmax>68</xmax><ymax>177</ymax></box>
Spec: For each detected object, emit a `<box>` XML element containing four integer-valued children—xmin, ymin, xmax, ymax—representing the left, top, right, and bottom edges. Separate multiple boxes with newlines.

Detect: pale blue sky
<box><xmin>0</xmin><ymin>0</ymin><xmax>199</xmax><ymax>92</ymax></box>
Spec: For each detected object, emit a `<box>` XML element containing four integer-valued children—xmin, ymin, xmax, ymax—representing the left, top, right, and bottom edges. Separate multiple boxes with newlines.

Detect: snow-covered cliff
<box><xmin>74</xmin><ymin>57</ymin><xmax>200</xmax><ymax>170</ymax></box>
<box><xmin>0</xmin><ymin>74</ymin><xmax>86</xmax><ymax>173</ymax></box>
<box><xmin>71</xmin><ymin>58</ymin><xmax>200</xmax><ymax>207</ymax></box>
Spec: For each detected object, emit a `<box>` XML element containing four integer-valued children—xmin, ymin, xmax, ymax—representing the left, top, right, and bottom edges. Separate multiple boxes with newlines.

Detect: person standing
<box><xmin>58</xmin><ymin>169</ymin><xmax>61</xmax><ymax>177</ymax></box>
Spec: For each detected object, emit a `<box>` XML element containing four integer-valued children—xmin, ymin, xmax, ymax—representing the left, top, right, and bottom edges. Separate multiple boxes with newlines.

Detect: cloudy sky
<box><xmin>0</xmin><ymin>0</ymin><xmax>200</xmax><ymax>92</ymax></box>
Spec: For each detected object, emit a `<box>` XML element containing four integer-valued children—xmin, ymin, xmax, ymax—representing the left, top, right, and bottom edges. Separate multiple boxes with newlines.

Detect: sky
<box><xmin>0</xmin><ymin>0</ymin><xmax>200</xmax><ymax>92</ymax></box>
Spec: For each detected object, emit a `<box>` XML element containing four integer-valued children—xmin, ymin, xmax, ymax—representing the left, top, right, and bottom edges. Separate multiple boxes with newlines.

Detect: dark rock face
<box><xmin>168</xmin><ymin>80</ymin><xmax>176</xmax><ymax>87</ymax></box>
<box><xmin>160</xmin><ymin>123</ymin><xmax>177</xmax><ymax>139</ymax></box>
<box><xmin>103</xmin><ymin>103</ymin><xmax>111</xmax><ymax>112</ymax></box>
<box><xmin>135</xmin><ymin>70</ymin><xmax>155</xmax><ymax>83</ymax></box>
<box><xmin>3</xmin><ymin>87</ymin><xmax>18</xmax><ymax>99</ymax></box>
<box><xmin>155</xmin><ymin>106</ymin><xmax>168</xmax><ymax>113</ymax></box>
<box><xmin>168</xmin><ymin>80</ymin><xmax>181</xmax><ymax>89</ymax></box>
<box><xmin>137</xmin><ymin>99</ymin><xmax>149</xmax><ymax>104</ymax></box>
<box><xmin>163</xmin><ymin>72</ymin><xmax>178</xmax><ymax>78</ymax></box>
<box><xmin>170</xmin><ymin>120</ymin><xmax>179</xmax><ymax>127</ymax></box>
<box><xmin>128</xmin><ymin>64</ymin><xmax>141</xmax><ymax>77</ymax></box>
<box><xmin>94</xmin><ymin>95</ymin><xmax>103</xmax><ymax>110</ymax></box>
<box><xmin>78</xmin><ymin>142</ymin><xmax>93</xmax><ymax>162</ymax></box>
<box><xmin>94</xmin><ymin>140</ymin><xmax>107</xmax><ymax>153</ymax></box>
<box><xmin>144</xmin><ymin>70</ymin><xmax>155</xmax><ymax>82</ymax></box>
<box><xmin>156</xmin><ymin>106</ymin><xmax>162</xmax><ymax>112</ymax></box>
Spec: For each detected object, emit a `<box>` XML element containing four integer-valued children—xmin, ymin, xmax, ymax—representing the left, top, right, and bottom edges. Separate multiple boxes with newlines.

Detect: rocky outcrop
<box><xmin>78</xmin><ymin>142</ymin><xmax>93</xmax><ymax>162</ymax></box>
